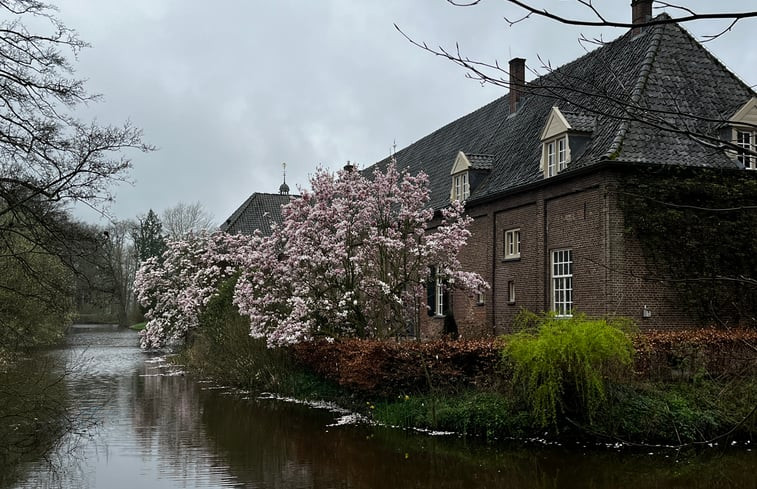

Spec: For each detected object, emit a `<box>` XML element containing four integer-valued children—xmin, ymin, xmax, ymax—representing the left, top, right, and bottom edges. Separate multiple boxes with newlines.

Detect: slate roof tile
<box><xmin>367</xmin><ymin>15</ymin><xmax>755</xmax><ymax>210</ymax></box>
<box><xmin>220</xmin><ymin>193</ymin><xmax>295</xmax><ymax>236</ymax></box>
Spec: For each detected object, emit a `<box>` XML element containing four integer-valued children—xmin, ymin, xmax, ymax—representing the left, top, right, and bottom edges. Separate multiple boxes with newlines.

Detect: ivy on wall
<box><xmin>618</xmin><ymin>166</ymin><xmax>757</xmax><ymax>327</ymax></box>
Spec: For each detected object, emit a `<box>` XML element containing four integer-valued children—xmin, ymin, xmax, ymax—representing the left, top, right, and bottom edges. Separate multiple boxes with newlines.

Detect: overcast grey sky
<box><xmin>56</xmin><ymin>1</ymin><xmax>756</xmax><ymax>225</ymax></box>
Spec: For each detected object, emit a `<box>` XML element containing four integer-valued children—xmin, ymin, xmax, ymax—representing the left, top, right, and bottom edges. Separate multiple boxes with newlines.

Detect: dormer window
<box><xmin>736</xmin><ymin>130</ymin><xmax>756</xmax><ymax>170</ymax></box>
<box><xmin>449</xmin><ymin>151</ymin><xmax>493</xmax><ymax>202</ymax></box>
<box><xmin>728</xmin><ymin>97</ymin><xmax>757</xmax><ymax>170</ymax></box>
<box><xmin>539</xmin><ymin>106</ymin><xmax>594</xmax><ymax>178</ymax></box>
<box><xmin>452</xmin><ymin>171</ymin><xmax>469</xmax><ymax>201</ymax></box>
<box><xmin>545</xmin><ymin>135</ymin><xmax>568</xmax><ymax>177</ymax></box>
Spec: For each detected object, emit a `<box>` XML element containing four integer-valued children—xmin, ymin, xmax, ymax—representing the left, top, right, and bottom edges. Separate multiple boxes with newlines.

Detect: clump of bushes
<box><xmin>502</xmin><ymin>311</ymin><xmax>636</xmax><ymax>427</ymax></box>
<box><xmin>181</xmin><ymin>277</ymin><xmax>297</xmax><ymax>393</ymax></box>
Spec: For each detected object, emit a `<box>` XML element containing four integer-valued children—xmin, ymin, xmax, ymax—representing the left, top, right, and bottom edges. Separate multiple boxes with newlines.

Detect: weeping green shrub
<box><xmin>503</xmin><ymin>312</ymin><xmax>635</xmax><ymax>427</ymax></box>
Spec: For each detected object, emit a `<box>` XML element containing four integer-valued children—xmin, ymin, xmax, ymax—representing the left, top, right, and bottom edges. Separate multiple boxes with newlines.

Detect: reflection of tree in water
<box><xmin>129</xmin><ymin>358</ymin><xmax>229</xmax><ymax>482</ymax></box>
<box><xmin>0</xmin><ymin>354</ymin><xmax>92</xmax><ymax>489</ymax></box>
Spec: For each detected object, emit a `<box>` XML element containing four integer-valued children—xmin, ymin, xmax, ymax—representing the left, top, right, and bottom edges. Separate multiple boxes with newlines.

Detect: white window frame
<box><xmin>476</xmin><ymin>290</ymin><xmax>485</xmax><ymax>305</ymax></box>
<box><xmin>504</xmin><ymin>228</ymin><xmax>521</xmax><ymax>259</ymax></box>
<box><xmin>435</xmin><ymin>274</ymin><xmax>445</xmax><ymax>316</ymax></box>
<box><xmin>557</xmin><ymin>137</ymin><xmax>568</xmax><ymax>172</ymax></box>
<box><xmin>451</xmin><ymin>171</ymin><xmax>470</xmax><ymax>201</ymax></box>
<box><xmin>507</xmin><ymin>280</ymin><xmax>516</xmax><ymax>304</ymax></box>
<box><xmin>551</xmin><ymin>249</ymin><xmax>573</xmax><ymax>317</ymax></box>
<box><xmin>736</xmin><ymin>129</ymin><xmax>756</xmax><ymax>170</ymax></box>
<box><xmin>544</xmin><ymin>135</ymin><xmax>569</xmax><ymax>177</ymax></box>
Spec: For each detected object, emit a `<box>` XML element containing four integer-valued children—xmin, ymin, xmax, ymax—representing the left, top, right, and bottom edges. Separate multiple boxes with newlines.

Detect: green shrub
<box><xmin>181</xmin><ymin>276</ymin><xmax>294</xmax><ymax>392</ymax></box>
<box><xmin>503</xmin><ymin>312</ymin><xmax>635</xmax><ymax>427</ymax></box>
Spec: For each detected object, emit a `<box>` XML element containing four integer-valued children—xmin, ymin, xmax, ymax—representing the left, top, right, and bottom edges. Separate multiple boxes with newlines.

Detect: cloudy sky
<box><xmin>55</xmin><ymin>0</ymin><xmax>756</xmax><ymax>225</ymax></box>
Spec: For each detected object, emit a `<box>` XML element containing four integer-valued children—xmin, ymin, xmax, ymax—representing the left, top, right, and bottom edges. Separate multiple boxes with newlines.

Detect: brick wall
<box><xmin>421</xmin><ymin>166</ymin><xmax>702</xmax><ymax>339</ymax></box>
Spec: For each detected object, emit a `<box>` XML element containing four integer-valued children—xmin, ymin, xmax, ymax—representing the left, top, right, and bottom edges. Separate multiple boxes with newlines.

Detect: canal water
<box><xmin>9</xmin><ymin>324</ymin><xmax>757</xmax><ymax>488</ymax></box>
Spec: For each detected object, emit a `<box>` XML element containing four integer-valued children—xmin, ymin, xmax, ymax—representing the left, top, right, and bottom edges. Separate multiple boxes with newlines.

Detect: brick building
<box><xmin>364</xmin><ymin>2</ymin><xmax>757</xmax><ymax>338</ymax></box>
<box><xmin>222</xmin><ymin>2</ymin><xmax>756</xmax><ymax>339</ymax></box>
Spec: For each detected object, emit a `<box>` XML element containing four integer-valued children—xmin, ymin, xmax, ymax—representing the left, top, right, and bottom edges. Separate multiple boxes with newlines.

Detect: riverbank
<box><xmin>176</xmin><ymin>317</ymin><xmax>756</xmax><ymax>447</ymax></box>
<box><xmin>169</xmin><ymin>280</ymin><xmax>757</xmax><ymax>447</ymax></box>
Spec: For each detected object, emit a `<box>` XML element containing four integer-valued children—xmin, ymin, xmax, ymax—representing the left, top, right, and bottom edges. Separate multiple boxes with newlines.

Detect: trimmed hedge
<box><xmin>634</xmin><ymin>329</ymin><xmax>757</xmax><ymax>380</ymax></box>
<box><xmin>291</xmin><ymin>329</ymin><xmax>756</xmax><ymax>398</ymax></box>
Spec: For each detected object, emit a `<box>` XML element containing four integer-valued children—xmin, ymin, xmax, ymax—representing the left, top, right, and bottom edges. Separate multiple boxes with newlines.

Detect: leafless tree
<box><xmin>0</xmin><ymin>0</ymin><xmax>152</xmax><ymax>276</ymax></box>
<box><xmin>161</xmin><ymin>201</ymin><xmax>216</xmax><ymax>240</ymax></box>
<box><xmin>101</xmin><ymin>220</ymin><xmax>139</xmax><ymax>326</ymax></box>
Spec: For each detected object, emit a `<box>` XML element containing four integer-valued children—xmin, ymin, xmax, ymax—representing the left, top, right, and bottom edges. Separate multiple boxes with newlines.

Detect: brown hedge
<box><xmin>291</xmin><ymin>338</ymin><xmax>504</xmax><ymax>398</ymax></box>
<box><xmin>290</xmin><ymin>330</ymin><xmax>757</xmax><ymax>398</ymax></box>
<box><xmin>633</xmin><ymin>329</ymin><xmax>757</xmax><ymax>379</ymax></box>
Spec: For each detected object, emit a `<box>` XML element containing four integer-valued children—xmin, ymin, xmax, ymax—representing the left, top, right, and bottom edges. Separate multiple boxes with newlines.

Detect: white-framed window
<box><xmin>551</xmin><ymin>249</ymin><xmax>573</xmax><ymax>317</ymax></box>
<box><xmin>736</xmin><ymin>130</ymin><xmax>756</xmax><ymax>170</ymax></box>
<box><xmin>545</xmin><ymin>135</ymin><xmax>569</xmax><ymax>177</ymax></box>
<box><xmin>427</xmin><ymin>267</ymin><xmax>447</xmax><ymax>317</ymax></box>
<box><xmin>451</xmin><ymin>171</ymin><xmax>470</xmax><ymax>201</ymax></box>
<box><xmin>435</xmin><ymin>274</ymin><xmax>444</xmax><ymax>316</ymax></box>
<box><xmin>557</xmin><ymin>137</ymin><xmax>568</xmax><ymax>172</ymax></box>
<box><xmin>507</xmin><ymin>280</ymin><xmax>516</xmax><ymax>304</ymax></box>
<box><xmin>476</xmin><ymin>290</ymin><xmax>485</xmax><ymax>305</ymax></box>
<box><xmin>504</xmin><ymin>228</ymin><xmax>521</xmax><ymax>259</ymax></box>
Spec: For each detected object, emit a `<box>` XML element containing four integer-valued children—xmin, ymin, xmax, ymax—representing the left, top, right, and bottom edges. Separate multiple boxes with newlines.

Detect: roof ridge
<box><xmin>669</xmin><ymin>18</ymin><xmax>757</xmax><ymax>99</ymax></box>
<box><xmin>604</xmin><ymin>23</ymin><xmax>664</xmax><ymax>159</ymax></box>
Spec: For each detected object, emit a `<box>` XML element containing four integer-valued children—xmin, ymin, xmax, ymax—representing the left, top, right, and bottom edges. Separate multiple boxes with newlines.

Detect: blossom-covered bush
<box><xmin>134</xmin><ymin>231</ymin><xmax>254</xmax><ymax>348</ymax></box>
<box><xmin>234</xmin><ymin>161</ymin><xmax>487</xmax><ymax>346</ymax></box>
<box><xmin>135</xmin><ymin>161</ymin><xmax>486</xmax><ymax>349</ymax></box>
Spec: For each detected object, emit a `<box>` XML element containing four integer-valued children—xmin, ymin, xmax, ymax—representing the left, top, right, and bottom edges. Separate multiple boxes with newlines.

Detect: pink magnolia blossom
<box><xmin>134</xmin><ymin>231</ymin><xmax>255</xmax><ymax>348</ymax></box>
<box><xmin>233</xmin><ymin>160</ymin><xmax>488</xmax><ymax>347</ymax></box>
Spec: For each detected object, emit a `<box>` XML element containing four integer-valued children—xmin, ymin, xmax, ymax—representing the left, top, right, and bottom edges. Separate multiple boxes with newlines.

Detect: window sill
<box><xmin>502</xmin><ymin>256</ymin><xmax>521</xmax><ymax>262</ymax></box>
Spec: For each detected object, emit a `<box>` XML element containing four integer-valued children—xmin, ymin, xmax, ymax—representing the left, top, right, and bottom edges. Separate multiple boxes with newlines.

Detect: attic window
<box><xmin>452</xmin><ymin>171</ymin><xmax>470</xmax><ymax>201</ymax></box>
<box><xmin>540</xmin><ymin>107</ymin><xmax>573</xmax><ymax>178</ymax></box>
<box><xmin>728</xmin><ymin>97</ymin><xmax>757</xmax><ymax>170</ymax></box>
<box><xmin>545</xmin><ymin>136</ymin><xmax>568</xmax><ymax>177</ymax></box>
<box><xmin>735</xmin><ymin>130</ymin><xmax>756</xmax><ymax>170</ymax></box>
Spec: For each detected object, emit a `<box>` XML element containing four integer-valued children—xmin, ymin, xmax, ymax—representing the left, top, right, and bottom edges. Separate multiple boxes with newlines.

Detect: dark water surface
<box><xmin>11</xmin><ymin>325</ymin><xmax>757</xmax><ymax>488</ymax></box>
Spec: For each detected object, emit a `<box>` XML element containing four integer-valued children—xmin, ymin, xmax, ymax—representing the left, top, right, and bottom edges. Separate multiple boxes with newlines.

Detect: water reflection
<box><xmin>9</xmin><ymin>326</ymin><xmax>757</xmax><ymax>489</ymax></box>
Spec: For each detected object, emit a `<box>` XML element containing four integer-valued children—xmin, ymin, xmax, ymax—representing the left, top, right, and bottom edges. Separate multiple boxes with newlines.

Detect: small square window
<box><xmin>504</xmin><ymin>228</ymin><xmax>521</xmax><ymax>259</ymax></box>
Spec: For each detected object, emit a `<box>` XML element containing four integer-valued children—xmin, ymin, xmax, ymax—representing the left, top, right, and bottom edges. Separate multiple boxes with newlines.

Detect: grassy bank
<box><xmin>178</xmin><ymin>283</ymin><xmax>757</xmax><ymax>447</ymax></box>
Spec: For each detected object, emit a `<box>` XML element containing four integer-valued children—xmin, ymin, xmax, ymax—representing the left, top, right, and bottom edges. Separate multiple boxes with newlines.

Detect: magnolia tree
<box><xmin>134</xmin><ymin>231</ymin><xmax>254</xmax><ymax>348</ymax></box>
<box><xmin>234</xmin><ymin>161</ymin><xmax>487</xmax><ymax>347</ymax></box>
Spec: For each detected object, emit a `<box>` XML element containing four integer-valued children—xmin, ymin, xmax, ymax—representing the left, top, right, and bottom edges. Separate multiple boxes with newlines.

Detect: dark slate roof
<box><xmin>562</xmin><ymin>111</ymin><xmax>595</xmax><ymax>133</ymax></box>
<box><xmin>220</xmin><ymin>192</ymin><xmax>295</xmax><ymax>236</ymax></box>
<box><xmin>467</xmin><ymin>153</ymin><xmax>495</xmax><ymax>170</ymax></box>
<box><xmin>368</xmin><ymin>15</ymin><xmax>756</xmax><ymax>210</ymax></box>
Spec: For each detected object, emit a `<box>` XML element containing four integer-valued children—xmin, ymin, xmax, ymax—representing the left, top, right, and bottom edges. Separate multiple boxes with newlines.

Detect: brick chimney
<box><xmin>631</xmin><ymin>0</ymin><xmax>653</xmax><ymax>34</ymax></box>
<box><xmin>509</xmin><ymin>57</ymin><xmax>526</xmax><ymax>114</ymax></box>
